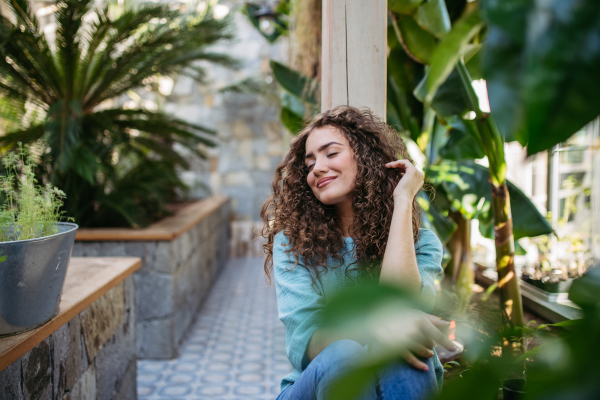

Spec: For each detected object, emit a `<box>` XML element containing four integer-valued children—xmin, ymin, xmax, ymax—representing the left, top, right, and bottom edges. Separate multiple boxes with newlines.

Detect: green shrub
<box><xmin>0</xmin><ymin>144</ymin><xmax>67</xmax><ymax>241</ymax></box>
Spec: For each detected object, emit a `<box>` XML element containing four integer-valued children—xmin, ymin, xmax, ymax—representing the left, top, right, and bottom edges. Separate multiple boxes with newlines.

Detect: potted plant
<box><xmin>521</xmin><ymin>234</ymin><xmax>593</xmax><ymax>300</ymax></box>
<box><xmin>0</xmin><ymin>145</ymin><xmax>77</xmax><ymax>336</ymax></box>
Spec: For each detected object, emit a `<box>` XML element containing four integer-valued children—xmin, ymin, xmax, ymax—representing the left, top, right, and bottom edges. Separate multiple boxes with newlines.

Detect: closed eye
<box><xmin>327</xmin><ymin>152</ymin><xmax>338</xmax><ymax>158</ymax></box>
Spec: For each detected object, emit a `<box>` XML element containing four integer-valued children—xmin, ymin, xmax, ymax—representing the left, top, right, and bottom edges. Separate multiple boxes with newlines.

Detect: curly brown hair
<box><xmin>260</xmin><ymin>105</ymin><xmax>422</xmax><ymax>284</ymax></box>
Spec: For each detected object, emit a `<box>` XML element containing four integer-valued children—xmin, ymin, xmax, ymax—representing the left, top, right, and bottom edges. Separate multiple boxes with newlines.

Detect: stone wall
<box><xmin>161</xmin><ymin>4</ymin><xmax>291</xmax><ymax>222</ymax></box>
<box><xmin>0</xmin><ymin>277</ymin><xmax>136</xmax><ymax>400</ymax></box>
<box><xmin>72</xmin><ymin>200</ymin><xmax>230</xmax><ymax>359</ymax></box>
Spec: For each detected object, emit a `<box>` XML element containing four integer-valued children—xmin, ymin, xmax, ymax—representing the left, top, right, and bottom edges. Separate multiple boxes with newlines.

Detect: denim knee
<box><xmin>316</xmin><ymin>339</ymin><xmax>367</xmax><ymax>369</ymax></box>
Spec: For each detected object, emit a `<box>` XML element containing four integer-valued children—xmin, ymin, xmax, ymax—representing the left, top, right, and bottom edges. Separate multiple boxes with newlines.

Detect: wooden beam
<box><xmin>321</xmin><ymin>0</ymin><xmax>387</xmax><ymax>120</ymax></box>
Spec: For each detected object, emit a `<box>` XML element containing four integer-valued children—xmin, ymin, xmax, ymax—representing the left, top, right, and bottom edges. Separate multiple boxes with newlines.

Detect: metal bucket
<box><xmin>0</xmin><ymin>222</ymin><xmax>78</xmax><ymax>336</ymax></box>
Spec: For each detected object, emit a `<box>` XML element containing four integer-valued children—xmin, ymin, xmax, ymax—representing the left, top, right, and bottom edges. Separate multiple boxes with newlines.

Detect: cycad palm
<box><xmin>0</xmin><ymin>0</ymin><xmax>236</xmax><ymax>227</ymax></box>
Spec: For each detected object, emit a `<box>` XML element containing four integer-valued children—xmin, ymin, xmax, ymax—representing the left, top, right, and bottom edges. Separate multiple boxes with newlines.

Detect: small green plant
<box><xmin>0</xmin><ymin>144</ymin><xmax>67</xmax><ymax>242</ymax></box>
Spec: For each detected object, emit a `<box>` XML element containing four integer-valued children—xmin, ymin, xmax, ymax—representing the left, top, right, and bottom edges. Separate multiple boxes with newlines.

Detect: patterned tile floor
<box><xmin>138</xmin><ymin>257</ymin><xmax>291</xmax><ymax>400</ymax></box>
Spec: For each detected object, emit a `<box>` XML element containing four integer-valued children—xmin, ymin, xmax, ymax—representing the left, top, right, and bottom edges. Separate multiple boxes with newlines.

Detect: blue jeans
<box><xmin>276</xmin><ymin>340</ymin><xmax>438</xmax><ymax>400</ymax></box>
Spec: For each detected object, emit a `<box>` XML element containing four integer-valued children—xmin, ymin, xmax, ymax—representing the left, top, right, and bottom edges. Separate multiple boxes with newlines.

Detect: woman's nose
<box><xmin>312</xmin><ymin>157</ymin><xmax>328</xmax><ymax>175</ymax></box>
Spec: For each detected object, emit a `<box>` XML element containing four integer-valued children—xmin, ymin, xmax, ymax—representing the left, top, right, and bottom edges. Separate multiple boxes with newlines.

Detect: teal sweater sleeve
<box><xmin>273</xmin><ymin>232</ymin><xmax>325</xmax><ymax>374</ymax></box>
<box><xmin>415</xmin><ymin>229</ymin><xmax>444</xmax><ymax>313</ymax></box>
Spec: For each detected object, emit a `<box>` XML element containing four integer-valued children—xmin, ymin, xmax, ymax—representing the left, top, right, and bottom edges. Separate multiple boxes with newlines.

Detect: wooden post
<box><xmin>321</xmin><ymin>0</ymin><xmax>387</xmax><ymax>120</ymax></box>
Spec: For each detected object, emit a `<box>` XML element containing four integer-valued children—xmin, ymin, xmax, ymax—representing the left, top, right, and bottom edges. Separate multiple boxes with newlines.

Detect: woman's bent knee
<box><xmin>315</xmin><ymin>339</ymin><xmax>367</xmax><ymax>368</ymax></box>
<box><xmin>378</xmin><ymin>357</ymin><xmax>438</xmax><ymax>400</ymax></box>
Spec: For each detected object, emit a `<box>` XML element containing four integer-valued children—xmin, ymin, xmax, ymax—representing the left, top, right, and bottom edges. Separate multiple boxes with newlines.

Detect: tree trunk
<box><xmin>491</xmin><ymin>182</ymin><xmax>524</xmax><ymax>332</ymax></box>
<box><xmin>447</xmin><ymin>211</ymin><xmax>474</xmax><ymax>315</ymax></box>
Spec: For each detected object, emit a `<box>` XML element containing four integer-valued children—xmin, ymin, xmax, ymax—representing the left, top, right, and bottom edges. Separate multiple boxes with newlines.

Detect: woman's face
<box><xmin>304</xmin><ymin>126</ymin><xmax>358</xmax><ymax>206</ymax></box>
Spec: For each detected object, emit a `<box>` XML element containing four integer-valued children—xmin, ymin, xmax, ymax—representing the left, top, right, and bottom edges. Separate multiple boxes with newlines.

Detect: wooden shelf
<box><xmin>0</xmin><ymin>257</ymin><xmax>141</xmax><ymax>373</ymax></box>
<box><xmin>75</xmin><ymin>196</ymin><xmax>228</xmax><ymax>241</ymax></box>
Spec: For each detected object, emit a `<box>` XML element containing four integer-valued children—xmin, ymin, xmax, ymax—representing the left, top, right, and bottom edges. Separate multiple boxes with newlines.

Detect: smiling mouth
<box><xmin>317</xmin><ymin>176</ymin><xmax>337</xmax><ymax>188</ymax></box>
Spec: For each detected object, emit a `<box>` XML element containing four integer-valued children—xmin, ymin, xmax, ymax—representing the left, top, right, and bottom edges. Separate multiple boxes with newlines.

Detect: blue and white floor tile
<box><xmin>138</xmin><ymin>257</ymin><xmax>291</xmax><ymax>400</ymax></box>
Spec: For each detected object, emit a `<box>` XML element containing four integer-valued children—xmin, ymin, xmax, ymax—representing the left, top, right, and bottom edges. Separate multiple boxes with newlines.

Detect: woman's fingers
<box><xmin>408</xmin><ymin>343</ymin><xmax>435</xmax><ymax>358</ymax></box>
<box><xmin>402</xmin><ymin>350</ymin><xmax>429</xmax><ymax>371</ymax></box>
<box><xmin>385</xmin><ymin>159</ymin><xmax>414</xmax><ymax>169</ymax></box>
<box><xmin>419</xmin><ymin>318</ymin><xmax>457</xmax><ymax>352</ymax></box>
<box><xmin>426</xmin><ymin>314</ymin><xmax>451</xmax><ymax>333</ymax></box>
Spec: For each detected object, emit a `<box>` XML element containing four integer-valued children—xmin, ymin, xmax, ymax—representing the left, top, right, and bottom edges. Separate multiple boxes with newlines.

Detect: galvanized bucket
<box><xmin>0</xmin><ymin>222</ymin><xmax>78</xmax><ymax>336</ymax></box>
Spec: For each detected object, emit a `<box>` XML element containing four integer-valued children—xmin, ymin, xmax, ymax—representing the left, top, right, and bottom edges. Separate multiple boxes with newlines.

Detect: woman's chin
<box><xmin>316</xmin><ymin>193</ymin><xmax>344</xmax><ymax>206</ymax></box>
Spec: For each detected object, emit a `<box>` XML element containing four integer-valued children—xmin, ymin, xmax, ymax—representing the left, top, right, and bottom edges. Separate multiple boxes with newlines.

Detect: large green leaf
<box><xmin>414</xmin><ymin>0</ymin><xmax>451</xmax><ymax>38</ymax></box>
<box><xmin>242</xmin><ymin>3</ymin><xmax>287</xmax><ymax>44</ymax></box>
<box><xmin>388</xmin><ymin>0</ymin><xmax>423</xmax><ymax>15</ymax></box>
<box><xmin>417</xmin><ymin>191</ymin><xmax>457</xmax><ymax>244</ymax></box>
<box><xmin>439</xmin><ymin>116</ymin><xmax>485</xmax><ymax>160</ymax></box>
<box><xmin>482</xmin><ymin>0</ymin><xmax>600</xmax><ymax>155</ymax></box>
<box><xmin>280</xmin><ymin>107</ymin><xmax>303</xmax><ymax>135</ymax></box>
<box><xmin>270</xmin><ymin>60</ymin><xmax>318</xmax><ymax>104</ymax></box>
<box><xmin>387</xmin><ymin>45</ymin><xmax>424</xmax><ymax>140</ymax></box>
<box><xmin>426</xmin><ymin>160</ymin><xmax>552</xmax><ymax>239</ymax></box>
<box><xmin>392</xmin><ymin>15</ymin><xmax>436</xmax><ymax>64</ymax></box>
<box><xmin>421</xmin><ymin>7</ymin><xmax>483</xmax><ymax>104</ymax></box>
<box><xmin>414</xmin><ymin>68</ymin><xmax>472</xmax><ymax>117</ymax></box>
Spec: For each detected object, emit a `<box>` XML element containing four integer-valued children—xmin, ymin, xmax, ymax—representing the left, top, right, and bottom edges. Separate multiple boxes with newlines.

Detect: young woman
<box><xmin>261</xmin><ymin>106</ymin><xmax>455</xmax><ymax>400</ymax></box>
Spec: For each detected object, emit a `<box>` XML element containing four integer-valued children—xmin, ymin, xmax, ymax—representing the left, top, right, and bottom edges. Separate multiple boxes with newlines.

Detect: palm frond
<box><xmin>83</xmin><ymin>10</ymin><xmax>235</xmax><ymax>109</ymax></box>
<box><xmin>0</xmin><ymin>123</ymin><xmax>45</xmax><ymax>151</ymax></box>
<box><xmin>54</xmin><ymin>0</ymin><xmax>93</xmax><ymax>98</ymax></box>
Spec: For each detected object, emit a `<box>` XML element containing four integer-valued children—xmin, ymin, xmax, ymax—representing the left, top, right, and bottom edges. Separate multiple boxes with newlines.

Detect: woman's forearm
<box><xmin>379</xmin><ymin>196</ymin><xmax>422</xmax><ymax>291</ymax></box>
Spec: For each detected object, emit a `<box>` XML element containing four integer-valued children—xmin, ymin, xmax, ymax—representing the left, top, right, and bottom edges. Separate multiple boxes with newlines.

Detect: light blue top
<box><xmin>273</xmin><ymin>228</ymin><xmax>445</xmax><ymax>392</ymax></box>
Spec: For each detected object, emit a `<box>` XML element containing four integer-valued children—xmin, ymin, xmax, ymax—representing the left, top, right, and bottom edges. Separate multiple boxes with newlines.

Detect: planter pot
<box><xmin>520</xmin><ymin>277</ymin><xmax>573</xmax><ymax>302</ymax></box>
<box><xmin>502</xmin><ymin>378</ymin><xmax>526</xmax><ymax>400</ymax></box>
<box><xmin>0</xmin><ymin>222</ymin><xmax>78</xmax><ymax>336</ymax></box>
<box><xmin>523</xmin><ymin>276</ymin><xmax>573</xmax><ymax>293</ymax></box>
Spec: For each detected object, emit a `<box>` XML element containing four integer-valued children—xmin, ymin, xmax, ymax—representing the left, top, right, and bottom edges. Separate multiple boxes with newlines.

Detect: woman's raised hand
<box><xmin>385</xmin><ymin>159</ymin><xmax>424</xmax><ymax>202</ymax></box>
<box><xmin>369</xmin><ymin>309</ymin><xmax>456</xmax><ymax>371</ymax></box>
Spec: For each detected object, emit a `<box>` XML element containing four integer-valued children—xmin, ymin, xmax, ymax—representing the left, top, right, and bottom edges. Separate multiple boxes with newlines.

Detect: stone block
<box><xmin>124</xmin><ymin>241</ymin><xmax>157</xmax><ymax>271</ymax></box>
<box><xmin>154</xmin><ymin>241</ymin><xmax>175</xmax><ymax>273</ymax></box>
<box><xmin>179</xmin><ymin>231</ymin><xmax>193</xmax><ymax>264</ymax></box>
<box><xmin>94</xmin><ymin>295</ymin><xmax>136</xmax><ymax>400</ymax></box>
<box><xmin>98</xmin><ymin>242</ymin><xmax>127</xmax><ymax>257</ymax></box>
<box><xmin>110</xmin><ymin>359</ymin><xmax>137</xmax><ymax>400</ymax></box>
<box><xmin>62</xmin><ymin>363</ymin><xmax>96</xmax><ymax>400</ymax></box>
<box><xmin>21</xmin><ymin>338</ymin><xmax>52</xmax><ymax>400</ymax></box>
<box><xmin>80</xmin><ymin>281</ymin><xmax>126</xmax><ymax>361</ymax></box>
<box><xmin>136</xmin><ymin>318</ymin><xmax>175</xmax><ymax>359</ymax></box>
<box><xmin>173</xmin><ymin>305</ymin><xmax>194</xmax><ymax>347</ymax></box>
<box><xmin>232</xmin><ymin>120</ymin><xmax>254</xmax><ymax>138</ymax></box>
<box><xmin>134</xmin><ymin>272</ymin><xmax>173</xmax><ymax>321</ymax></box>
<box><xmin>224</xmin><ymin>171</ymin><xmax>253</xmax><ymax>186</ymax></box>
<box><xmin>0</xmin><ymin>358</ymin><xmax>22</xmax><ymax>400</ymax></box>
<box><xmin>52</xmin><ymin>315</ymin><xmax>88</xmax><ymax>397</ymax></box>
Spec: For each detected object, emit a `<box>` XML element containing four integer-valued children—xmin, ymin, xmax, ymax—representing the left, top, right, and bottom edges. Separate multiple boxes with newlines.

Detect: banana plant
<box><xmin>388</xmin><ymin>0</ymin><xmax>553</xmax><ymax>333</ymax></box>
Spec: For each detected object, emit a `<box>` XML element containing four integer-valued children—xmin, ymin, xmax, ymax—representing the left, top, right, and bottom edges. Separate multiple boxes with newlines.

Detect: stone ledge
<box><xmin>0</xmin><ymin>257</ymin><xmax>141</xmax><ymax>373</ymax></box>
<box><xmin>75</xmin><ymin>196</ymin><xmax>228</xmax><ymax>241</ymax></box>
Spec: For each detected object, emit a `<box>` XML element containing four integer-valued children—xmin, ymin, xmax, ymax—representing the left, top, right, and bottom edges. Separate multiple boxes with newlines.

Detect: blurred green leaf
<box><xmin>414</xmin><ymin>0</ymin><xmax>451</xmax><ymax>38</ymax></box>
<box><xmin>482</xmin><ymin>0</ymin><xmax>600</xmax><ymax>155</ymax></box>
<box><xmin>270</xmin><ymin>60</ymin><xmax>318</xmax><ymax>104</ymax></box>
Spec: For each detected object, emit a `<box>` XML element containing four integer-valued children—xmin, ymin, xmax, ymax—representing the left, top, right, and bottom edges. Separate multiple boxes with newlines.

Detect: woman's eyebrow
<box><xmin>305</xmin><ymin>141</ymin><xmax>342</xmax><ymax>160</ymax></box>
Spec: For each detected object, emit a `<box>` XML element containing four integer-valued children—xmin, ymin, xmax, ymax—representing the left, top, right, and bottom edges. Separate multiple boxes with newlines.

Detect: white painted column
<box><xmin>321</xmin><ymin>0</ymin><xmax>387</xmax><ymax>120</ymax></box>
